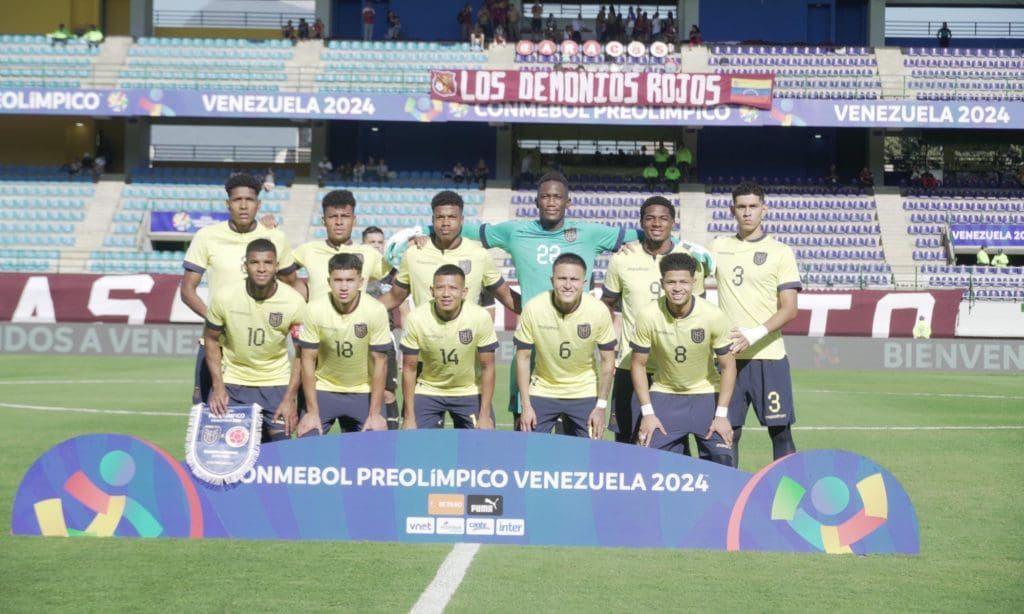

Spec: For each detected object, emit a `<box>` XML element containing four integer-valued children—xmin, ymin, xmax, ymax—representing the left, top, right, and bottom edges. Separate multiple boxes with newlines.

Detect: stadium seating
<box><xmin>904</xmin><ymin>47</ymin><xmax>1024</xmax><ymax>102</ymax></box>
<box><xmin>0</xmin><ymin>34</ymin><xmax>97</xmax><ymax>89</ymax></box>
<box><xmin>317</xmin><ymin>40</ymin><xmax>485</xmax><ymax>94</ymax></box>
<box><xmin>119</xmin><ymin>37</ymin><xmax>293</xmax><ymax>92</ymax></box>
<box><xmin>708</xmin><ymin>46</ymin><xmax>881</xmax><ymax>100</ymax></box>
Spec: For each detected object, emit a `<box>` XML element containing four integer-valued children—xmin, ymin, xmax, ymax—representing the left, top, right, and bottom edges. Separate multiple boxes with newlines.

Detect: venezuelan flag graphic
<box><xmin>728</xmin><ymin>75</ymin><xmax>774</xmax><ymax>109</ymax></box>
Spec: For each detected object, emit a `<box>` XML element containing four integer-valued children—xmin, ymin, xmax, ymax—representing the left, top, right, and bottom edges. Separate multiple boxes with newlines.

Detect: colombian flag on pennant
<box><xmin>726</xmin><ymin>74</ymin><xmax>775</xmax><ymax>109</ymax></box>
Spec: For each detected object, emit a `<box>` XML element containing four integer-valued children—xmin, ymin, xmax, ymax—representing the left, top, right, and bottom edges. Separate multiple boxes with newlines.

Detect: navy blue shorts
<box><xmin>225</xmin><ymin>383</ymin><xmax>290</xmax><ymax>443</ymax></box>
<box><xmin>643</xmin><ymin>391</ymin><xmax>733</xmax><ymax>463</ymax></box>
<box><xmin>609</xmin><ymin>367</ymin><xmax>652</xmax><ymax>442</ymax></box>
<box><xmin>531</xmin><ymin>396</ymin><xmax>595</xmax><ymax>438</ymax></box>
<box><xmin>193</xmin><ymin>343</ymin><xmax>212</xmax><ymax>405</ymax></box>
<box><xmin>727</xmin><ymin>358</ymin><xmax>796</xmax><ymax>427</ymax></box>
<box><xmin>317</xmin><ymin>390</ymin><xmax>370</xmax><ymax>433</ymax></box>
<box><xmin>414</xmin><ymin>394</ymin><xmax>480</xmax><ymax>429</ymax></box>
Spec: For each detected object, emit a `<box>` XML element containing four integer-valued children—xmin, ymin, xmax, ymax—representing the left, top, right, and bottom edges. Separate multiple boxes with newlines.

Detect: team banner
<box><xmin>1</xmin><ymin>88</ymin><xmax>1021</xmax><ymax>128</ymax></box>
<box><xmin>185</xmin><ymin>403</ymin><xmax>262</xmax><ymax>485</ymax></box>
<box><xmin>428</xmin><ymin>70</ymin><xmax>775</xmax><ymax>109</ymax></box>
<box><xmin>11</xmin><ymin>431</ymin><xmax>919</xmax><ymax>553</ymax></box>
<box><xmin>949</xmin><ymin>224</ymin><xmax>1024</xmax><ymax>250</ymax></box>
<box><xmin>150</xmin><ymin>211</ymin><xmax>230</xmax><ymax>235</ymax></box>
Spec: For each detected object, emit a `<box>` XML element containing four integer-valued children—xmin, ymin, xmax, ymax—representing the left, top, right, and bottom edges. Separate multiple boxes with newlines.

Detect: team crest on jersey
<box><xmin>577</xmin><ymin>323</ymin><xmax>591</xmax><ymax>339</ymax></box>
<box><xmin>268</xmin><ymin>312</ymin><xmax>283</xmax><ymax>327</ymax></box>
<box><xmin>201</xmin><ymin>425</ymin><xmax>221</xmax><ymax>445</ymax></box>
<box><xmin>458</xmin><ymin>259</ymin><xmax>473</xmax><ymax>274</ymax></box>
<box><xmin>459</xmin><ymin>329</ymin><xmax>474</xmax><ymax>345</ymax></box>
<box><xmin>691</xmin><ymin>328</ymin><xmax>706</xmax><ymax>344</ymax></box>
<box><xmin>564</xmin><ymin>228</ymin><xmax>577</xmax><ymax>242</ymax></box>
<box><xmin>753</xmin><ymin>251</ymin><xmax>768</xmax><ymax>266</ymax></box>
<box><xmin>353</xmin><ymin>323</ymin><xmax>368</xmax><ymax>338</ymax></box>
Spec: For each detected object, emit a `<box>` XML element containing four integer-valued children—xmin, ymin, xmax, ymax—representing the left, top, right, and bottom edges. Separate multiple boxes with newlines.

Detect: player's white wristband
<box><xmin>640</xmin><ymin>403</ymin><xmax>654</xmax><ymax>416</ymax></box>
<box><xmin>595</xmin><ymin>399</ymin><xmax>608</xmax><ymax>409</ymax></box>
<box><xmin>740</xmin><ymin>325</ymin><xmax>769</xmax><ymax>346</ymax></box>
<box><xmin>715</xmin><ymin>406</ymin><xmax>729</xmax><ymax>418</ymax></box>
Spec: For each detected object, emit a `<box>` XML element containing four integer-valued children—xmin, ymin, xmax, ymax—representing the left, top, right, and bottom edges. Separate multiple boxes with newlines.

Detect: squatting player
<box><xmin>292</xmin><ymin>189</ymin><xmax>392</xmax><ymax>301</ymax></box>
<box><xmin>399</xmin><ymin>264</ymin><xmax>499</xmax><ymax>429</ymax></box>
<box><xmin>632</xmin><ymin>253</ymin><xmax>735</xmax><ymax>465</ymax></box>
<box><xmin>204</xmin><ymin>239</ymin><xmax>306</xmax><ymax>442</ymax></box>
<box><xmin>601</xmin><ymin>196</ymin><xmax>708</xmax><ymax>443</ymax></box>
<box><xmin>514</xmin><ymin>253</ymin><xmax>617</xmax><ymax>438</ymax></box>
<box><xmin>713</xmin><ymin>182</ymin><xmax>801</xmax><ymax>466</ymax></box>
<box><xmin>181</xmin><ymin>173</ymin><xmax>298</xmax><ymax>405</ymax></box>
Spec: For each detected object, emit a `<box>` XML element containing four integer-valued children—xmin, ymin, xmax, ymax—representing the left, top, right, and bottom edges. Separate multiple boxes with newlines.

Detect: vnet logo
<box><xmin>406</xmin><ymin>517</ymin><xmax>435</xmax><ymax>534</ymax></box>
<box><xmin>496</xmin><ymin>519</ymin><xmax>525</xmax><ymax>536</ymax></box>
<box><xmin>466</xmin><ymin>518</ymin><xmax>495</xmax><ymax>536</ymax></box>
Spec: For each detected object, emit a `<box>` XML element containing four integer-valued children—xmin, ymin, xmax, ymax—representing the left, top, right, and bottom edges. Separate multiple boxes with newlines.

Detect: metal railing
<box><xmin>885</xmin><ymin>20</ymin><xmax>1024</xmax><ymax>39</ymax></box>
<box><xmin>150</xmin><ymin>144</ymin><xmax>311</xmax><ymax>164</ymax></box>
<box><xmin>153</xmin><ymin>10</ymin><xmax>315</xmax><ymax>29</ymax></box>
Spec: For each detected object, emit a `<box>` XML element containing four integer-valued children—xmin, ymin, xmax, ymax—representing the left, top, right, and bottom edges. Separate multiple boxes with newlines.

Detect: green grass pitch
<box><xmin>0</xmin><ymin>355</ymin><xmax>1021</xmax><ymax>612</ymax></box>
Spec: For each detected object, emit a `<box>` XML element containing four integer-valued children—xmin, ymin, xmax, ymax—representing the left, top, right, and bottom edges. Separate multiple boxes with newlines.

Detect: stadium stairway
<box><xmin>281</xmin><ymin>181</ymin><xmax>320</xmax><ymax>247</ymax></box>
<box><xmin>486</xmin><ymin>44</ymin><xmax>515</xmax><ymax>70</ymax></box>
<box><xmin>679</xmin><ymin>45</ymin><xmax>712</xmax><ymax>73</ymax></box>
<box><xmin>875</xmin><ymin>48</ymin><xmax>909</xmax><ymax>100</ymax></box>
<box><xmin>873</xmin><ymin>188</ymin><xmax>916</xmax><ymax>286</ymax></box>
<box><xmin>69</xmin><ymin>179</ymin><xmax>125</xmax><ymax>272</ymax></box>
<box><xmin>93</xmin><ymin>36</ymin><xmax>132</xmax><ymax>88</ymax></box>
<box><xmin>677</xmin><ymin>185</ymin><xmax>711</xmax><ymax>249</ymax></box>
<box><xmin>286</xmin><ymin>40</ymin><xmax>323</xmax><ymax>91</ymax></box>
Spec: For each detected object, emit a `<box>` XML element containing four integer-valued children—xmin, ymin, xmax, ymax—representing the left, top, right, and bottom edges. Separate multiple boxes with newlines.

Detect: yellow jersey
<box><xmin>297</xmin><ymin>293</ymin><xmax>393</xmax><ymax>393</ymax></box>
<box><xmin>293</xmin><ymin>241</ymin><xmax>392</xmax><ymax>300</ymax></box>
<box><xmin>399</xmin><ymin>301</ymin><xmax>499</xmax><ymax>396</ymax></box>
<box><xmin>183</xmin><ymin>221</ymin><xmax>295</xmax><ymax>300</ymax></box>
<box><xmin>395</xmin><ymin>237</ymin><xmax>503</xmax><ymax>307</ymax></box>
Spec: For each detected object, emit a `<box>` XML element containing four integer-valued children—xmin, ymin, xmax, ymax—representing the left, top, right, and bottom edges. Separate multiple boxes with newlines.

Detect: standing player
<box><xmin>204</xmin><ymin>239</ymin><xmax>306</xmax><ymax>442</ymax></box>
<box><xmin>378</xmin><ymin>190</ymin><xmax>517</xmax><ymax>314</ymax></box>
<box><xmin>399</xmin><ymin>265</ymin><xmax>498</xmax><ymax>429</ymax></box>
<box><xmin>632</xmin><ymin>253</ymin><xmax>735</xmax><ymax>465</ymax></box>
<box><xmin>713</xmin><ymin>182</ymin><xmax>801</xmax><ymax>466</ymax></box>
<box><xmin>362</xmin><ymin>225</ymin><xmax>402</xmax><ymax>429</ymax></box>
<box><xmin>296</xmin><ymin>253</ymin><xmax>392</xmax><ymax>435</ymax></box>
<box><xmin>182</xmin><ymin>173</ymin><xmax>299</xmax><ymax>405</ymax></box>
<box><xmin>601</xmin><ymin>196</ymin><xmax>709</xmax><ymax>443</ymax></box>
<box><xmin>515</xmin><ymin>253</ymin><xmax>617</xmax><ymax>437</ymax></box>
<box><xmin>293</xmin><ymin>190</ymin><xmax>392</xmax><ymax>301</ymax></box>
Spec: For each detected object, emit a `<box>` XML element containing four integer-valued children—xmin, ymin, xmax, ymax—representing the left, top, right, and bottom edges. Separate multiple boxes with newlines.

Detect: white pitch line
<box><xmin>409</xmin><ymin>543</ymin><xmax>480</xmax><ymax>614</ymax></box>
<box><xmin>0</xmin><ymin>402</ymin><xmax>188</xmax><ymax>417</ymax></box>
<box><xmin>0</xmin><ymin>379</ymin><xmax>188</xmax><ymax>386</ymax></box>
<box><xmin>800</xmin><ymin>388</ymin><xmax>1024</xmax><ymax>401</ymax></box>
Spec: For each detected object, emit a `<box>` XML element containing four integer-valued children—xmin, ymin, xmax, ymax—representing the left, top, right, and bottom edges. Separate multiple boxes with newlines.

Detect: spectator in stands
<box><xmin>387</xmin><ymin>10</ymin><xmax>401</xmax><ymax>40</ymax></box>
<box><xmin>546</xmin><ymin>13</ymin><xmax>558</xmax><ymax>40</ymax></box>
<box><xmin>976</xmin><ymin>245</ymin><xmax>990</xmax><ymax>266</ymax></box>
<box><xmin>83</xmin><ymin>25</ymin><xmax>104</xmax><ymax>48</ymax></box>
<box><xmin>912</xmin><ymin>316</ymin><xmax>931</xmax><ymax>339</ymax></box>
<box><xmin>366</xmin><ymin>156</ymin><xmax>378</xmax><ymax>181</ymax></box>
<box><xmin>475</xmin><ymin>159</ymin><xmax>490</xmax><ymax>190</ymax></box>
<box><xmin>651</xmin><ymin>10</ymin><xmax>661</xmax><ymax>41</ymax></box>
<box><xmin>688</xmin><ymin>24</ymin><xmax>702</xmax><ymax>48</ymax></box>
<box><xmin>93</xmin><ymin>153</ymin><xmax>106</xmax><ymax>180</ymax></box>
<box><xmin>353</xmin><ymin>160</ymin><xmax>366</xmax><ymax>182</ymax></box>
<box><xmin>508</xmin><ymin>3</ymin><xmax>521</xmax><ymax>41</ymax></box>
<box><xmin>664</xmin><ymin>164</ymin><xmax>681</xmax><ymax>191</ymax></box>
<box><xmin>531</xmin><ymin>2</ymin><xmax>543</xmax><ymax>38</ymax></box>
<box><xmin>642</xmin><ymin>161</ymin><xmax>659</xmax><ymax>186</ymax></box>
<box><xmin>263</xmin><ymin>169</ymin><xmax>276</xmax><ymax>192</ymax></box>
<box><xmin>478</xmin><ymin>4</ymin><xmax>492</xmax><ymax>39</ymax></box>
<box><xmin>992</xmin><ymin>249</ymin><xmax>1010</xmax><ymax>267</ymax></box>
<box><xmin>298</xmin><ymin>18</ymin><xmax>310</xmax><ymax>40</ymax></box>
<box><xmin>653</xmin><ymin>142</ymin><xmax>670</xmax><ymax>173</ymax></box>
<box><xmin>459</xmin><ymin>3</ymin><xmax>474</xmax><ymax>41</ymax></box>
<box><xmin>937</xmin><ymin>22</ymin><xmax>952</xmax><ymax>48</ymax></box>
<box><xmin>596</xmin><ymin>6</ymin><xmax>607</xmax><ymax>42</ymax></box>
<box><xmin>362</xmin><ymin>2</ymin><xmax>376</xmax><ymax>41</ymax></box>
<box><xmin>48</xmin><ymin>23</ymin><xmax>72</xmax><ymax>46</ymax></box>
<box><xmin>634</xmin><ymin>11</ymin><xmax>649</xmax><ymax>43</ymax></box>
<box><xmin>921</xmin><ymin>169</ymin><xmax>938</xmax><ymax>190</ymax></box>
<box><xmin>470</xmin><ymin>24</ymin><xmax>485</xmax><ymax>50</ymax></box>
<box><xmin>452</xmin><ymin>161</ymin><xmax>467</xmax><ymax>183</ymax></box>
<box><xmin>282</xmin><ymin>20</ymin><xmax>296</xmax><ymax>41</ymax></box>
<box><xmin>377</xmin><ymin>158</ymin><xmax>390</xmax><ymax>182</ymax></box>
<box><xmin>663</xmin><ymin>12</ymin><xmax>677</xmax><ymax>43</ymax></box>
<box><xmin>858</xmin><ymin>166</ymin><xmax>875</xmax><ymax>188</ymax></box>
<box><xmin>625</xmin><ymin>7</ymin><xmax>636</xmax><ymax>40</ymax></box>
<box><xmin>492</xmin><ymin>2</ymin><xmax>508</xmax><ymax>41</ymax></box>
<box><xmin>826</xmin><ymin>163</ymin><xmax>840</xmax><ymax>189</ymax></box>
<box><xmin>313</xmin><ymin>18</ymin><xmax>325</xmax><ymax>39</ymax></box>
<box><xmin>675</xmin><ymin>143</ymin><xmax>692</xmax><ymax>178</ymax></box>
<box><xmin>318</xmin><ymin>157</ymin><xmax>333</xmax><ymax>181</ymax></box>
<box><xmin>572</xmin><ymin>12</ymin><xmax>585</xmax><ymax>43</ymax></box>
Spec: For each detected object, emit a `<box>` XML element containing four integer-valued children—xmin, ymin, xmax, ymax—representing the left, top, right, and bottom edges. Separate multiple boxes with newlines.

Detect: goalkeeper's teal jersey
<box><xmin>469</xmin><ymin>221</ymin><xmax>637</xmax><ymax>303</ymax></box>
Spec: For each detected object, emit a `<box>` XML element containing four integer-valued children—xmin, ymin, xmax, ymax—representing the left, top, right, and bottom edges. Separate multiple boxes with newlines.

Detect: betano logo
<box><xmin>406</xmin><ymin>517</ymin><xmax>435</xmax><ymax>534</ymax></box>
<box><xmin>496</xmin><ymin>519</ymin><xmax>525</xmax><ymax>536</ymax></box>
<box><xmin>428</xmin><ymin>493</ymin><xmax>465</xmax><ymax>515</ymax></box>
<box><xmin>436</xmin><ymin>517</ymin><xmax>465</xmax><ymax>535</ymax></box>
<box><xmin>466</xmin><ymin>518</ymin><xmax>495</xmax><ymax>536</ymax></box>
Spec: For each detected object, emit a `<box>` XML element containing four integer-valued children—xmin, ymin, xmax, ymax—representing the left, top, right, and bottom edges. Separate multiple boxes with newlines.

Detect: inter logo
<box><xmin>563</xmin><ymin>228</ymin><xmax>577</xmax><ymax>242</ymax></box>
<box><xmin>458</xmin><ymin>329</ymin><xmax>474</xmax><ymax>345</ymax></box>
<box><xmin>690</xmin><ymin>328</ymin><xmax>705</xmax><ymax>344</ymax></box>
<box><xmin>353</xmin><ymin>323</ymin><xmax>368</xmax><ymax>338</ymax></box>
<box><xmin>753</xmin><ymin>251</ymin><xmax>768</xmax><ymax>266</ymax></box>
<box><xmin>457</xmin><ymin>259</ymin><xmax>473</xmax><ymax>274</ymax></box>
<box><xmin>577</xmin><ymin>324</ymin><xmax>591</xmax><ymax>339</ymax></box>
<box><xmin>468</xmin><ymin>495</ymin><xmax>503</xmax><ymax>516</ymax></box>
<box><xmin>268</xmin><ymin>312</ymin><xmax>283</xmax><ymax>327</ymax></box>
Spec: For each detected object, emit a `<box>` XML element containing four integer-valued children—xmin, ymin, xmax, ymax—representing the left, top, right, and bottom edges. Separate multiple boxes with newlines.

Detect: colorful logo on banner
<box><xmin>150</xmin><ymin>211</ymin><xmax>230</xmax><ymax>234</ymax></box>
<box><xmin>12</xmin><ymin>432</ymin><xmax>919</xmax><ymax>553</ymax></box>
